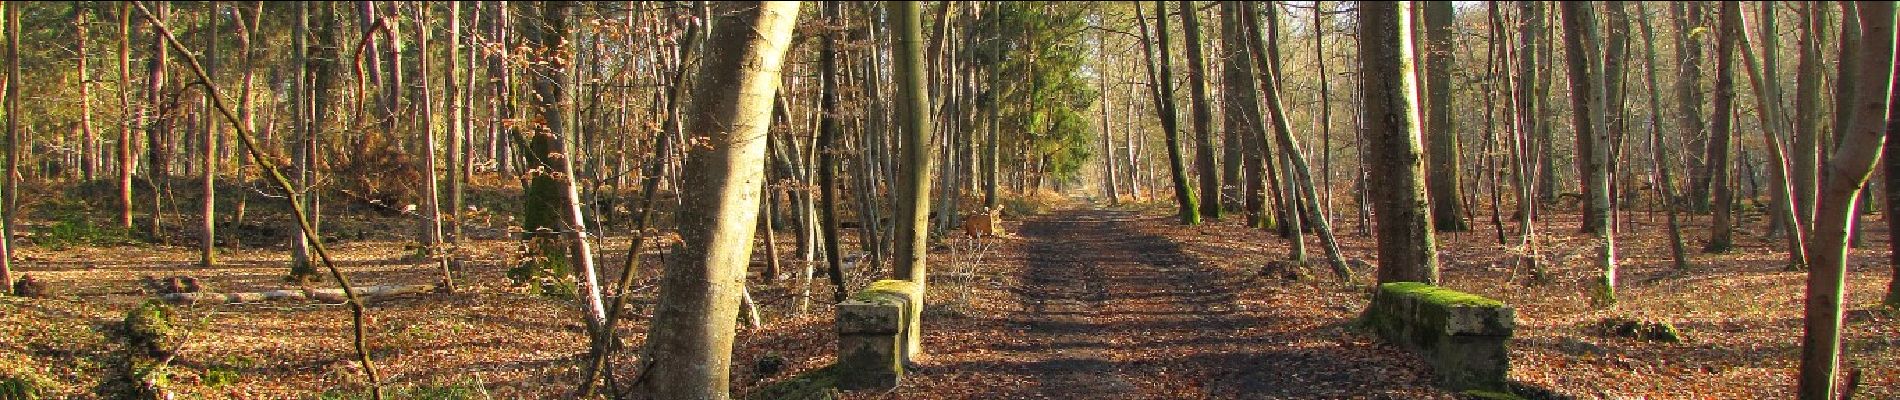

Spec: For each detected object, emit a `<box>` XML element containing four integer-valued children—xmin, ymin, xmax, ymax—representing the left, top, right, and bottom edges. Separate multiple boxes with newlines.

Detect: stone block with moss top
<box><xmin>836</xmin><ymin>279</ymin><xmax>920</xmax><ymax>390</ymax></box>
<box><xmin>1364</xmin><ymin>282</ymin><xmax>1515</xmax><ymax>392</ymax></box>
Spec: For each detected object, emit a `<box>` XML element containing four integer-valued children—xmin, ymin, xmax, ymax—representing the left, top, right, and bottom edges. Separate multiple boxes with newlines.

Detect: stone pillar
<box><xmin>836</xmin><ymin>279</ymin><xmax>920</xmax><ymax>390</ymax></box>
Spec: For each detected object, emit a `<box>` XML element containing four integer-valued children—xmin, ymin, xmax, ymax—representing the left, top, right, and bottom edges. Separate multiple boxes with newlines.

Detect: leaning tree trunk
<box><xmin>1358</xmin><ymin>1</ymin><xmax>1438</xmax><ymax>285</ymax></box>
<box><xmin>1800</xmin><ymin>3</ymin><xmax>1895</xmax><ymax>398</ymax></box>
<box><xmin>635</xmin><ymin>3</ymin><xmax>798</xmax><ymax>398</ymax></box>
<box><xmin>1422</xmin><ymin>0</ymin><xmax>1468</xmax><ymax>232</ymax></box>
<box><xmin>1704</xmin><ymin>1</ymin><xmax>1740</xmax><ymax>253</ymax></box>
<box><xmin>1560</xmin><ymin>1</ymin><xmax>1617</xmax><ymax>307</ymax></box>
<box><xmin>1246</xmin><ymin>1</ymin><xmax>1352</xmax><ymax>281</ymax></box>
<box><xmin>1136</xmin><ymin>1</ymin><xmax>1200</xmax><ymax>225</ymax></box>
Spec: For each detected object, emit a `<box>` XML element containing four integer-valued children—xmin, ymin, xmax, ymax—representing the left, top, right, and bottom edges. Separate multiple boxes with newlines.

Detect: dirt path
<box><xmin>857</xmin><ymin>208</ymin><xmax>1451</xmax><ymax>399</ymax></box>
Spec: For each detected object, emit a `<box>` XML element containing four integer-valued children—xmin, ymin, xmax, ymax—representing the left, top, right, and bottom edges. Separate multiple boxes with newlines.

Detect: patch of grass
<box><xmin>316</xmin><ymin>379</ymin><xmax>492</xmax><ymax>400</ymax></box>
<box><xmin>30</xmin><ymin>201</ymin><xmax>137</xmax><ymax>250</ymax></box>
<box><xmin>743</xmin><ymin>365</ymin><xmax>839</xmax><ymax>400</ymax></box>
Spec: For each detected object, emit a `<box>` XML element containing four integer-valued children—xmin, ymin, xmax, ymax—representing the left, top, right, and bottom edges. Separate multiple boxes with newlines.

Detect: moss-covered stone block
<box><xmin>835</xmin><ymin>279</ymin><xmax>920</xmax><ymax>391</ymax></box>
<box><xmin>1364</xmin><ymin>282</ymin><xmax>1514</xmax><ymax>392</ymax></box>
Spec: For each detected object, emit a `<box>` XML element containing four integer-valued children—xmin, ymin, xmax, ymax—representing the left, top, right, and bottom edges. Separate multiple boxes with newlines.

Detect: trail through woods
<box><xmin>851</xmin><ymin>208</ymin><xmax>1452</xmax><ymax>399</ymax></box>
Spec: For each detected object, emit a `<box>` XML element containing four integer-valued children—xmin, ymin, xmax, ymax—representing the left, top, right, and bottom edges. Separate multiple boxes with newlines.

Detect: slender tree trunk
<box><xmin>76</xmin><ymin>8</ymin><xmax>97</xmax><ymax>181</ymax></box>
<box><xmin>1246</xmin><ymin>1</ymin><xmax>1351</xmax><ymax>280</ymax></box>
<box><xmin>1705</xmin><ymin>1</ymin><xmax>1740</xmax><ymax>253</ymax></box>
<box><xmin>1792</xmin><ymin>3</ymin><xmax>1822</xmax><ymax>244</ymax></box>
<box><xmin>1735</xmin><ymin>5</ymin><xmax>1812</xmax><ymax>269</ymax></box>
<box><xmin>1800</xmin><ymin>4</ymin><xmax>1895</xmax><ymax>398</ymax></box>
<box><xmin>1422</xmin><ymin>1</ymin><xmax>1467</xmax><ymax>232</ymax></box>
<box><xmin>0</xmin><ymin>2</ymin><xmax>13</xmax><ymax>293</ymax></box>
<box><xmin>1676</xmin><ymin>3</ymin><xmax>1713</xmax><ymax>212</ymax></box>
<box><xmin>1560</xmin><ymin>1</ymin><xmax>1618</xmax><ymax>307</ymax></box>
<box><xmin>445</xmin><ymin>0</ymin><xmax>465</xmax><ymax>289</ymax></box>
<box><xmin>1101</xmin><ymin>64</ymin><xmax>1120</xmax><ymax>206</ymax></box>
<box><xmin>1359</xmin><ymin>2</ymin><xmax>1438</xmax><ymax>284</ymax></box>
<box><xmin>144</xmin><ymin>2</ymin><xmax>169</xmax><ymax>242</ymax></box>
<box><xmin>818</xmin><ymin>1</ymin><xmax>849</xmax><ymax>302</ymax></box>
<box><xmin>201</xmin><ymin>2</ymin><xmax>221</xmax><ymax>269</ymax></box>
<box><xmin>414</xmin><ymin>2</ymin><xmax>451</xmax><ymax>290</ymax></box>
<box><xmin>119</xmin><ymin>2</ymin><xmax>135</xmax><ymax>228</ymax></box>
<box><xmin>636</xmin><ymin>3</ymin><xmax>798</xmax><ymax>398</ymax></box>
<box><xmin>1637</xmin><ymin>3</ymin><xmax>1690</xmax><ymax>270</ymax></box>
<box><xmin>1136</xmin><ymin>1</ymin><xmax>1200</xmax><ymax>225</ymax></box>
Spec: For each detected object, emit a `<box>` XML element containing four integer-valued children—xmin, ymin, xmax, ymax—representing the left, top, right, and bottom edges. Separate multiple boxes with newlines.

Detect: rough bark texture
<box><xmin>1358</xmin><ymin>2</ymin><xmax>1438</xmax><ymax>285</ymax></box>
<box><xmin>1422</xmin><ymin>1</ymin><xmax>1467</xmax><ymax>232</ymax></box>
<box><xmin>636</xmin><ymin>2</ymin><xmax>798</xmax><ymax>399</ymax></box>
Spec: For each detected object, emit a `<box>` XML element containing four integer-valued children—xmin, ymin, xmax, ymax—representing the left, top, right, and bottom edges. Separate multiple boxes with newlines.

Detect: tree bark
<box><xmin>1637</xmin><ymin>3</ymin><xmax>1690</xmax><ymax>270</ymax></box>
<box><xmin>818</xmin><ymin>1</ymin><xmax>849</xmax><ymax>302</ymax></box>
<box><xmin>1560</xmin><ymin>1</ymin><xmax>1618</xmax><ymax>307</ymax></box>
<box><xmin>1704</xmin><ymin>1</ymin><xmax>1740</xmax><ymax>253</ymax></box>
<box><xmin>635</xmin><ymin>2</ymin><xmax>798</xmax><ymax>398</ymax></box>
<box><xmin>1358</xmin><ymin>2</ymin><xmax>1438</xmax><ymax>284</ymax></box>
<box><xmin>1180</xmin><ymin>0</ymin><xmax>1221</xmax><ymax>220</ymax></box>
<box><xmin>1675</xmin><ymin>2</ymin><xmax>1713</xmax><ymax>213</ymax></box>
<box><xmin>1136</xmin><ymin>1</ymin><xmax>1200</xmax><ymax>225</ymax></box>
<box><xmin>119</xmin><ymin>2</ymin><xmax>135</xmax><ymax>228</ymax></box>
<box><xmin>1800</xmin><ymin>4</ymin><xmax>1895</xmax><ymax>398</ymax></box>
<box><xmin>1422</xmin><ymin>1</ymin><xmax>1467</xmax><ymax>232</ymax></box>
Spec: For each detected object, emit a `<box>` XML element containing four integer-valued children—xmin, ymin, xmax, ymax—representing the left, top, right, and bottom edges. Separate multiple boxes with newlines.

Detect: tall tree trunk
<box><xmin>76</xmin><ymin>7</ymin><xmax>97</xmax><ymax>181</ymax></box>
<box><xmin>1180</xmin><ymin>0</ymin><xmax>1221</xmax><ymax>220</ymax></box>
<box><xmin>1101</xmin><ymin>63</ymin><xmax>1120</xmax><ymax>206</ymax></box>
<box><xmin>892</xmin><ymin>2</ymin><xmax>935</xmax><ymax>355</ymax></box>
<box><xmin>1136</xmin><ymin>1</ymin><xmax>1200</xmax><ymax>225</ymax></box>
<box><xmin>445</xmin><ymin>0</ymin><xmax>466</xmax><ymax>288</ymax></box>
<box><xmin>519</xmin><ymin>0</ymin><xmax>608</xmax><ymax>353</ymax></box>
<box><xmin>1359</xmin><ymin>1</ymin><xmax>1438</xmax><ymax>284</ymax></box>
<box><xmin>636</xmin><ymin>3</ymin><xmax>798</xmax><ymax>398</ymax></box>
<box><xmin>415</xmin><ymin>2</ymin><xmax>450</xmax><ymax>290</ymax></box>
<box><xmin>1220</xmin><ymin>1</ymin><xmax>1265</xmax><ymax>227</ymax></box>
<box><xmin>1704</xmin><ymin>1</ymin><xmax>1740</xmax><ymax>253</ymax></box>
<box><xmin>1800</xmin><ymin>4</ymin><xmax>1895</xmax><ymax>398</ymax></box>
<box><xmin>818</xmin><ymin>0</ymin><xmax>849</xmax><ymax>302</ymax></box>
<box><xmin>1637</xmin><ymin>3</ymin><xmax>1690</xmax><ymax>270</ymax></box>
<box><xmin>144</xmin><ymin>2</ymin><xmax>169</xmax><ymax>242</ymax></box>
<box><xmin>0</xmin><ymin>2</ymin><xmax>13</xmax><ymax>293</ymax></box>
<box><xmin>1736</xmin><ymin>5</ymin><xmax>1810</xmax><ymax>268</ymax></box>
<box><xmin>201</xmin><ymin>2</ymin><xmax>221</xmax><ymax>269</ymax></box>
<box><xmin>1792</xmin><ymin>2</ymin><xmax>1822</xmax><ymax>246</ymax></box>
<box><xmin>1676</xmin><ymin>2</ymin><xmax>1713</xmax><ymax>212</ymax></box>
<box><xmin>1560</xmin><ymin>1</ymin><xmax>1618</xmax><ymax>307</ymax></box>
<box><xmin>1422</xmin><ymin>1</ymin><xmax>1467</xmax><ymax>232</ymax></box>
<box><xmin>119</xmin><ymin>2</ymin><xmax>135</xmax><ymax>228</ymax></box>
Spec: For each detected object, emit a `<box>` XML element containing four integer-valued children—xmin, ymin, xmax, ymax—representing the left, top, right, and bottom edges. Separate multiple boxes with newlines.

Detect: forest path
<box><xmin>854</xmin><ymin>208</ymin><xmax>1451</xmax><ymax>399</ymax></box>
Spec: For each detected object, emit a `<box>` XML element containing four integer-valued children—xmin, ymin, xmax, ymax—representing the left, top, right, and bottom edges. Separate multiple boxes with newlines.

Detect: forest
<box><xmin>0</xmin><ymin>1</ymin><xmax>1896</xmax><ymax>399</ymax></box>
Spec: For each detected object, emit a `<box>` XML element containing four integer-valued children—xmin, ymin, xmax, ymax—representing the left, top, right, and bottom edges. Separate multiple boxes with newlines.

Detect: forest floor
<box><xmin>2</xmin><ymin>187</ymin><xmax>1898</xmax><ymax>399</ymax></box>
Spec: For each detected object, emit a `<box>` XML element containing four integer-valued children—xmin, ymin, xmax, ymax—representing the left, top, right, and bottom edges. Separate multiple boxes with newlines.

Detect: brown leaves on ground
<box><xmin>2</xmin><ymin>204</ymin><xmax>1897</xmax><ymax>398</ymax></box>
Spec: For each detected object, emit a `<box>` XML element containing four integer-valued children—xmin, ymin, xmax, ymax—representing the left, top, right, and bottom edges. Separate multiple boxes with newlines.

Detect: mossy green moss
<box><xmin>0</xmin><ymin>372</ymin><xmax>47</xmax><ymax>400</ymax></box>
<box><xmin>744</xmin><ymin>365</ymin><xmax>839</xmax><ymax>400</ymax></box>
<box><xmin>122</xmin><ymin>300</ymin><xmax>179</xmax><ymax>357</ymax></box>
<box><xmin>852</xmin><ymin>280</ymin><xmax>919</xmax><ymax>303</ymax></box>
<box><xmin>1381</xmin><ymin>282</ymin><xmax>1505</xmax><ymax>307</ymax></box>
